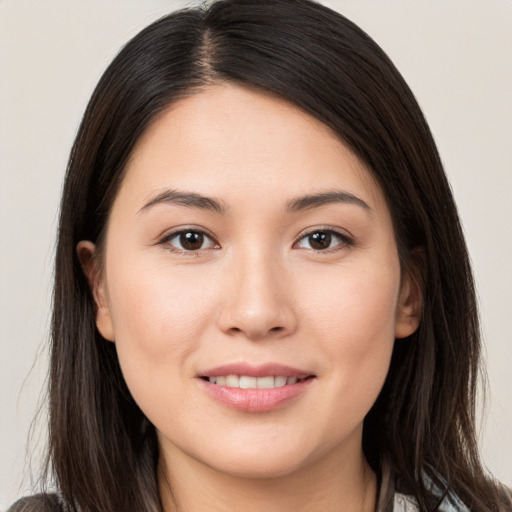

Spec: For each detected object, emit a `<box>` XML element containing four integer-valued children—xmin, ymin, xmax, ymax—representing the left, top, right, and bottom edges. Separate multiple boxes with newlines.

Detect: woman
<box><xmin>9</xmin><ymin>0</ymin><xmax>511</xmax><ymax>510</ymax></box>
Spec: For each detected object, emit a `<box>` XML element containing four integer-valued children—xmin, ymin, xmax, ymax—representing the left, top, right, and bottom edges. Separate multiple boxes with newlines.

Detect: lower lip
<box><xmin>199</xmin><ymin>378</ymin><xmax>314</xmax><ymax>412</ymax></box>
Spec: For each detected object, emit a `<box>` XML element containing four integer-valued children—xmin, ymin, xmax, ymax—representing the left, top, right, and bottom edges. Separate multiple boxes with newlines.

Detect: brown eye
<box><xmin>308</xmin><ymin>231</ymin><xmax>332</xmax><ymax>250</ymax></box>
<box><xmin>295</xmin><ymin>229</ymin><xmax>351</xmax><ymax>251</ymax></box>
<box><xmin>164</xmin><ymin>230</ymin><xmax>217</xmax><ymax>252</ymax></box>
<box><xmin>180</xmin><ymin>231</ymin><xmax>204</xmax><ymax>250</ymax></box>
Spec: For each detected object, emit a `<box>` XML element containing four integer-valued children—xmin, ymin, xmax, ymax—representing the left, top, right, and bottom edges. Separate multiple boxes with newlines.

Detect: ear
<box><xmin>395</xmin><ymin>266</ymin><xmax>423</xmax><ymax>339</ymax></box>
<box><xmin>76</xmin><ymin>241</ymin><xmax>115</xmax><ymax>342</ymax></box>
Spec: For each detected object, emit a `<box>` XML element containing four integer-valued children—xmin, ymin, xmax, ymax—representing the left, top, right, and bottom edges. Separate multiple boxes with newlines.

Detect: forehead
<box><xmin>119</xmin><ymin>84</ymin><xmax>385</xmax><ymax>215</ymax></box>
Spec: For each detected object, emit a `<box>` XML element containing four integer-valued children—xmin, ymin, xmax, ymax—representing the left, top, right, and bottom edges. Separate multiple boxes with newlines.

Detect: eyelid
<box><xmin>158</xmin><ymin>226</ymin><xmax>220</xmax><ymax>253</ymax></box>
<box><xmin>156</xmin><ymin>225</ymin><xmax>353</xmax><ymax>254</ymax></box>
<box><xmin>293</xmin><ymin>226</ymin><xmax>354</xmax><ymax>252</ymax></box>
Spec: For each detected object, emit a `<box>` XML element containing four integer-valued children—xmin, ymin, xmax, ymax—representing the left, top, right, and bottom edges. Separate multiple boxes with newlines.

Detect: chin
<box><xmin>207</xmin><ymin>451</ymin><xmax>308</xmax><ymax>480</ymax></box>
<box><xmin>202</xmin><ymin>429</ymin><xmax>336</xmax><ymax>481</ymax></box>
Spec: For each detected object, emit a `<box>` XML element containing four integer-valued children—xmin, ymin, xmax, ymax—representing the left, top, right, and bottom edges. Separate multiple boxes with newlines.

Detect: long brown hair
<box><xmin>25</xmin><ymin>0</ymin><xmax>511</xmax><ymax>510</ymax></box>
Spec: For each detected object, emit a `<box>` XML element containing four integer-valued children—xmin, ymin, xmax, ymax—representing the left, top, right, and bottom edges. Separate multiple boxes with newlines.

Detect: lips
<box><xmin>198</xmin><ymin>363</ymin><xmax>316</xmax><ymax>412</ymax></box>
<box><xmin>206</xmin><ymin>375</ymin><xmax>304</xmax><ymax>388</ymax></box>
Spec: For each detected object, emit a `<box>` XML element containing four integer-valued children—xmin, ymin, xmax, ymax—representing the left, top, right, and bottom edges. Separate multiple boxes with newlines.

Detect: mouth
<box><xmin>198</xmin><ymin>363</ymin><xmax>316</xmax><ymax>412</ymax></box>
<box><xmin>201</xmin><ymin>375</ymin><xmax>314</xmax><ymax>389</ymax></box>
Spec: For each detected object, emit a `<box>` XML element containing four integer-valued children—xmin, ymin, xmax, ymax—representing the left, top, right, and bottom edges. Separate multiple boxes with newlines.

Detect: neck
<box><xmin>158</xmin><ymin>444</ymin><xmax>377</xmax><ymax>512</ymax></box>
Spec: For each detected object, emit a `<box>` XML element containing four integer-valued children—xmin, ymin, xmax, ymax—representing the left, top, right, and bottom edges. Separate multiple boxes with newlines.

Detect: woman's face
<box><xmin>80</xmin><ymin>84</ymin><xmax>420</xmax><ymax>479</ymax></box>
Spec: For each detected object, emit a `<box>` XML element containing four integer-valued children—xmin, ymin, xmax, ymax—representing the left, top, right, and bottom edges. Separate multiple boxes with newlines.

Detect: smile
<box><xmin>199</xmin><ymin>364</ymin><xmax>316</xmax><ymax>412</ymax></box>
<box><xmin>205</xmin><ymin>375</ymin><xmax>306</xmax><ymax>388</ymax></box>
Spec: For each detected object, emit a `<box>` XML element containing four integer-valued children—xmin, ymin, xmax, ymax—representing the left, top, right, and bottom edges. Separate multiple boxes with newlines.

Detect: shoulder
<box><xmin>382</xmin><ymin>462</ymin><xmax>470</xmax><ymax>512</ymax></box>
<box><xmin>393</xmin><ymin>490</ymin><xmax>470</xmax><ymax>512</ymax></box>
<box><xmin>6</xmin><ymin>494</ymin><xmax>66</xmax><ymax>512</ymax></box>
<box><xmin>393</xmin><ymin>492</ymin><xmax>420</xmax><ymax>511</ymax></box>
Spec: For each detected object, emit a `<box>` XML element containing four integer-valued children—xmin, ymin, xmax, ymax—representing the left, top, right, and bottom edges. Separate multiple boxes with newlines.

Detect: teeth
<box><xmin>274</xmin><ymin>376</ymin><xmax>287</xmax><ymax>387</ymax></box>
<box><xmin>225</xmin><ymin>375</ymin><xmax>239</xmax><ymax>387</ymax></box>
<box><xmin>207</xmin><ymin>375</ymin><xmax>303</xmax><ymax>389</ymax></box>
<box><xmin>257</xmin><ymin>376</ymin><xmax>275</xmax><ymax>389</ymax></box>
<box><xmin>239</xmin><ymin>376</ymin><xmax>257</xmax><ymax>389</ymax></box>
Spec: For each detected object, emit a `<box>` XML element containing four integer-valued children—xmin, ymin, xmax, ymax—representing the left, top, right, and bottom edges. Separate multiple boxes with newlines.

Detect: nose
<box><xmin>217</xmin><ymin>249</ymin><xmax>298</xmax><ymax>341</ymax></box>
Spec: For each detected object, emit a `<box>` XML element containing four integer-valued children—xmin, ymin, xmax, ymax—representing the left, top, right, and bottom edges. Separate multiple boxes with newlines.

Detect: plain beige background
<box><xmin>1</xmin><ymin>0</ymin><xmax>511</xmax><ymax>508</ymax></box>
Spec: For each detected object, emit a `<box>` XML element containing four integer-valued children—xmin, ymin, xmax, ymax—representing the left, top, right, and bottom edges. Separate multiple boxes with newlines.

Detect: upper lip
<box><xmin>199</xmin><ymin>362</ymin><xmax>315</xmax><ymax>379</ymax></box>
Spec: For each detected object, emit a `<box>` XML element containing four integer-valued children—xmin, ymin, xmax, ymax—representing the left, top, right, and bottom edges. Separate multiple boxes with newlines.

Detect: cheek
<box><xmin>303</xmin><ymin>262</ymin><xmax>399</xmax><ymax>344</ymax></box>
<box><xmin>103</xmin><ymin>258</ymin><xmax>215</xmax><ymax>404</ymax></box>
<box><xmin>299</xmin><ymin>263</ymin><xmax>399</xmax><ymax>414</ymax></box>
<box><xmin>107</xmin><ymin>250</ymin><xmax>219</xmax><ymax>336</ymax></box>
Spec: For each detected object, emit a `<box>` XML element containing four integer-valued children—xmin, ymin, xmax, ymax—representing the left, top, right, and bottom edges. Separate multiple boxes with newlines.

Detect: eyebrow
<box><xmin>138</xmin><ymin>188</ymin><xmax>371</xmax><ymax>216</ymax></box>
<box><xmin>138</xmin><ymin>189</ymin><xmax>227</xmax><ymax>215</ymax></box>
<box><xmin>286</xmin><ymin>190</ymin><xmax>371</xmax><ymax>213</ymax></box>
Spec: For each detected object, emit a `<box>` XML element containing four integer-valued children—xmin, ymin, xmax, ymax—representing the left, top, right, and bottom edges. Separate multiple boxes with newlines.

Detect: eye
<box><xmin>295</xmin><ymin>229</ymin><xmax>351</xmax><ymax>251</ymax></box>
<box><xmin>161</xmin><ymin>229</ymin><xmax>219</xmax><ymax>253</ymax></box>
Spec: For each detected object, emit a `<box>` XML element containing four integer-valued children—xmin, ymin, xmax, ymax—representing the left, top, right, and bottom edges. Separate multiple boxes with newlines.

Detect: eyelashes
<box><xmin>159</xmin><ymin>227</ymin><xmax>353</xmax><ymax>255</ymax></box>
<box><xmin>159</xmin><ymin>228</ymin><xmax>220</xmax><ymax>254</ymax></box>
<box><xmin>293</xmin><ymin>229</ymin><xmax>353</xmax><ymax>251</ymax></box>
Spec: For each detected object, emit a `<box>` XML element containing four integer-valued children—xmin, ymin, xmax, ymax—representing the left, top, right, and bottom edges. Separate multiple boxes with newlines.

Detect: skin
<box><xmin>78</xmin><ymin>84</ymin><xmax>421</xmax><ymax>512</ymax></box>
